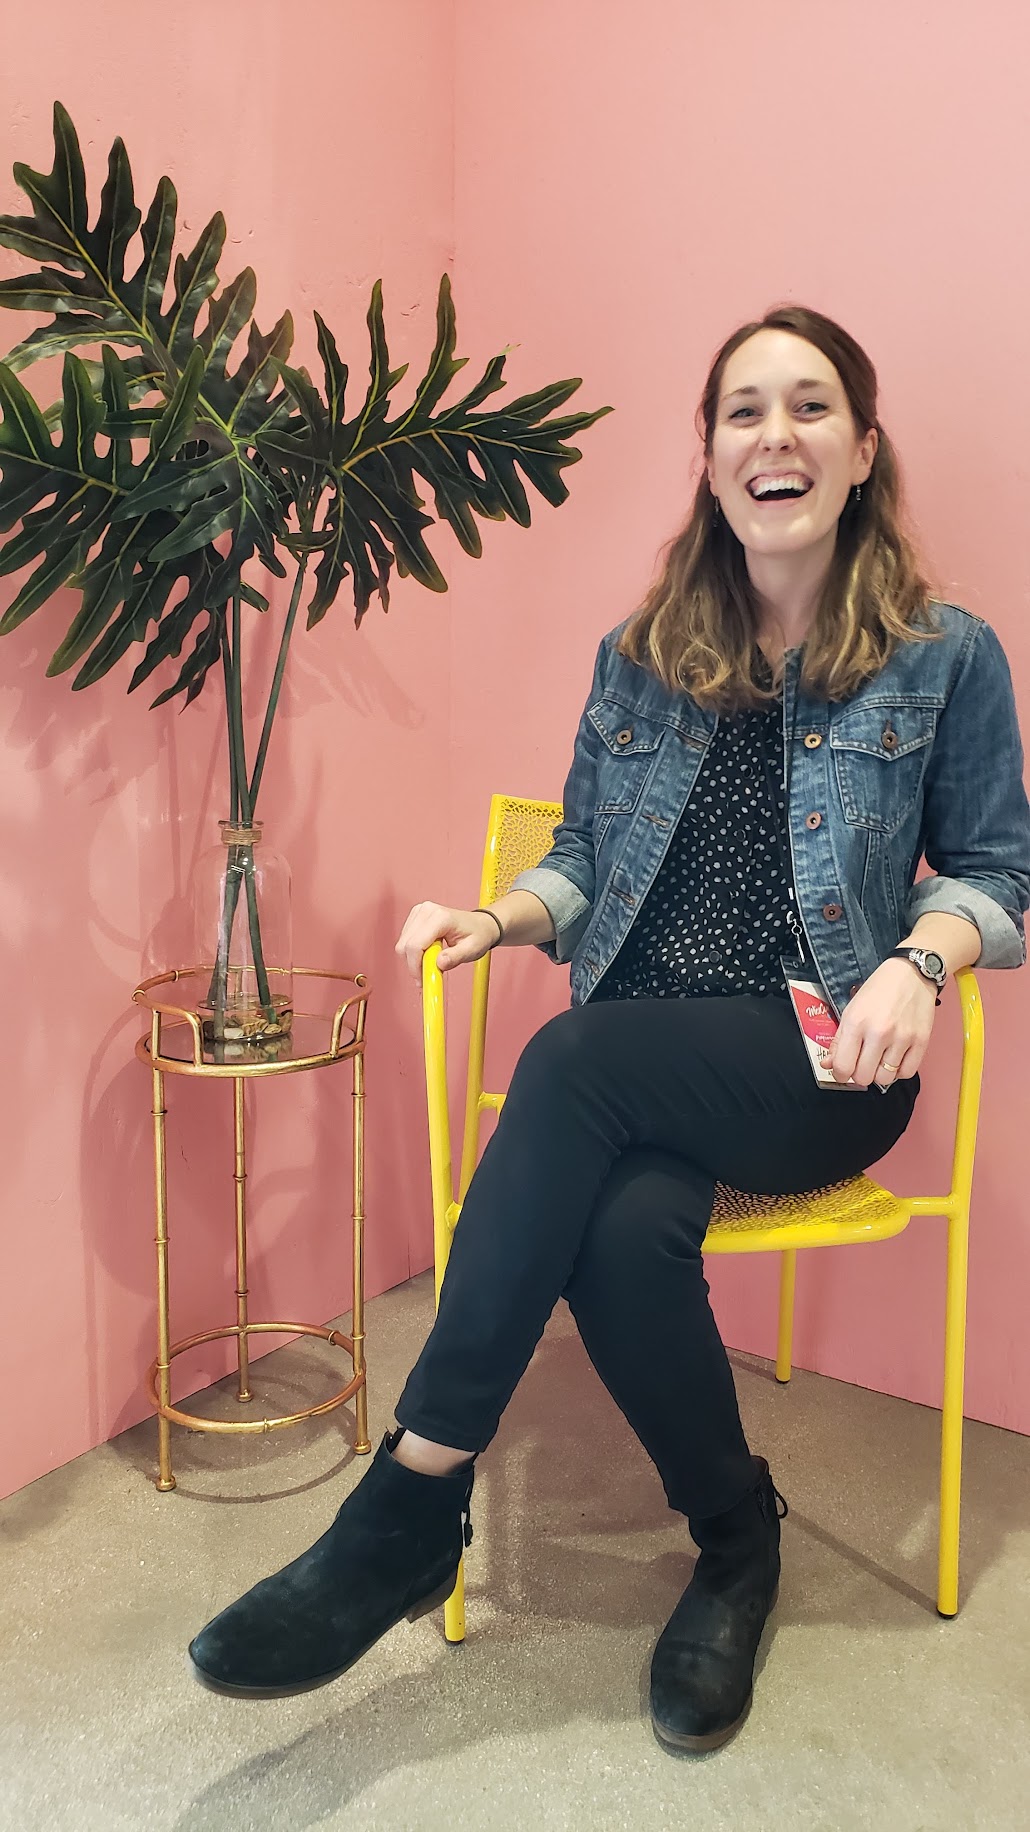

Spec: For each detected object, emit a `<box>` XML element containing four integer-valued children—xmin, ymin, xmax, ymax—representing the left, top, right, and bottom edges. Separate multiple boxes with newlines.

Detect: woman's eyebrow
<box><xmin>723</xmin><ymin>379</ymin><xmax>828</xmax><ymax>400</ymax></box>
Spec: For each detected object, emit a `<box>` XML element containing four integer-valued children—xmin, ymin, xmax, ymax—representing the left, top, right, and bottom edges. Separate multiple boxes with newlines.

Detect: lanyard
<box><xmin>758</xmin><ymin>676</ymin><xmax>809</xmax><ymax>959</ymax></box>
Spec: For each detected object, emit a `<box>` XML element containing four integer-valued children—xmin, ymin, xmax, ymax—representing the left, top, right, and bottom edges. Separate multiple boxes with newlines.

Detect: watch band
<box><xmin>889</xmin><ymin>947</ymin><xmax>945</xmax><ymax>1003</ymax></box>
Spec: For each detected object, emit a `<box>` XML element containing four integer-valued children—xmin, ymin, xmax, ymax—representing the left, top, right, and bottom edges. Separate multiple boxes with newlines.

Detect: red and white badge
<box><xmin>780</xmin><ymin>956</ymin><xmax>881</xmax><ymax>1093</ymax></box>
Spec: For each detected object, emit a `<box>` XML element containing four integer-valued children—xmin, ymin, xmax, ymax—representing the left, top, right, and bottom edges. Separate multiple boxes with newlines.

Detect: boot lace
<box><xmin>758</xmin><ymin>1479</ymin><xmax>789</xmax><ymax>1524</ymax></box>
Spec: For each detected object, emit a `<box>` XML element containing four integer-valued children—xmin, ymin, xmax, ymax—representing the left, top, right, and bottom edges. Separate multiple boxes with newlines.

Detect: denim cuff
<box><xmin>903</xmin><ymin>875</ymin><xmax>1026</xmax><ymax>968</ymax></box>
<box><xmin>510</xmin><ymin>866</ymin><xmax>593</xmax><ymax>965</ymax></box>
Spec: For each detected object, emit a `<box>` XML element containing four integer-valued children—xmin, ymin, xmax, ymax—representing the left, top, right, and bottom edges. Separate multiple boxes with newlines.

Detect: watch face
<box><xmin>923</xmin><ymin>952</ymin><xmax>945</xmax><ymax>977</ymax></box>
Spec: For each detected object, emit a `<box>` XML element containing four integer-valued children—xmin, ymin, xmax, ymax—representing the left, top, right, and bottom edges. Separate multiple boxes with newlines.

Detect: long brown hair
<box><xmin>617</xmin><ymin>305</ymin><xmax>938</xmax><ymax>709</ymax></box>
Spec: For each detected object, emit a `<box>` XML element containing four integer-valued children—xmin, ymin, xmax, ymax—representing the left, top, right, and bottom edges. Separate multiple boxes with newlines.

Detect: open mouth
<box><xmin>746</xmin><ymin>473</ymin><xmax>813</xmax><ymax>503</ymax></box>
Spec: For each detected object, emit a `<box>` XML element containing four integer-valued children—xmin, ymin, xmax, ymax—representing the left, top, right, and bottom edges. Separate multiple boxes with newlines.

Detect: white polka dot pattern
<box><xmin>594</xmin><ymin>687</ymin><xmax>797</xmax><ymax>1002</ymax></box>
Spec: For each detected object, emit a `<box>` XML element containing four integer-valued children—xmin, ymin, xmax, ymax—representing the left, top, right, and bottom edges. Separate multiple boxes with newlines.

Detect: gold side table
<box><xmin>132</xmin><ymin>967</ymin><xmax>371</xmax><ymax>1491</ymax></box>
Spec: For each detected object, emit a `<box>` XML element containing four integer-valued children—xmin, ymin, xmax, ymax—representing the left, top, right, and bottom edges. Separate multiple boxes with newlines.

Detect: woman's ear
<box><xmin>857</xmin><ymin>425</ymin><xmax>878</xmax><ymax>483</ymax></box>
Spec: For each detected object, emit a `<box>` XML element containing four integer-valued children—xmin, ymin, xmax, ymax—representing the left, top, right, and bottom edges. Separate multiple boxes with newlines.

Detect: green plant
<box><xmin>0</xmin><ymin>104</ymin><xmax>610</xmax><ymax>1038</ymax></box>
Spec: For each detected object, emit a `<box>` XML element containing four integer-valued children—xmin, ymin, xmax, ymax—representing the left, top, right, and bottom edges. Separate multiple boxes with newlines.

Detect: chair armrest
<box><xmin>422</xmin><ymin>943</ymin><xmax>459</xmax><ymax>1299</ymax></box>
<box><xmin>948</xmin><ymin>967</ymin><xmax>985</xmax><ymax>1219</ymax></box>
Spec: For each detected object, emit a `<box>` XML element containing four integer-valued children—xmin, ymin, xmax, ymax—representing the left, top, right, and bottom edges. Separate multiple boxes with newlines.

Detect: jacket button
<box><xmin>803</xmin><ymin>732</ymin><xmax>823</xmax><ymax>749</ymax></box>
<box><xmin>616</xmin><ymin>727</ymin><xmax>633</xmax><ymax>745</ymax></box>
<box><xmin>805</xmin><ymin>811</ymin><xmax>822</xmax><ymax>830</ymax></box>
<box><xmin>849</xmin><ymin>981</ymin><xmax>861</xmax><ymax>998</ymax></box>
<box><xmin>881</xmin><ymin>722</ymin><xmax>899</xmax><ymax>751</ymax></box>
<box><xmin>822</xmin><ymin>902</ymin><xmax>843</xmax><ymax>922</ymax></box>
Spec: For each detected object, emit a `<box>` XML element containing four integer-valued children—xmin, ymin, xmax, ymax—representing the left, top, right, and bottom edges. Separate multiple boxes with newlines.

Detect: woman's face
<box><xmin>707</xmin><ymin>329</ymin><xmax>878</xmax><ymax>560</ymax></box>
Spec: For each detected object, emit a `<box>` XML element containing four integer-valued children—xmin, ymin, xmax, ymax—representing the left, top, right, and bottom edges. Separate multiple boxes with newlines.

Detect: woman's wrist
<box><xmin>475</xmin><ymin>907</ymin><xmax>505</xmax><ymax>949</ymax></box>
<box><xmin>894</xmin><ymin>911</ymin><xmax>981</xmax><ymax>975</ymax></box>
<box><xmin>479</xmin><ymin>889</ymin><xmax>556</xmax><ymax>947</ymax></box>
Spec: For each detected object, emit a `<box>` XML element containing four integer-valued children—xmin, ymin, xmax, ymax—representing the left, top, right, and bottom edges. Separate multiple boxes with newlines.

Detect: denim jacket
<box><xmin>512</xmin><ymin>603</ymin><xmax>1030</xmax><ymax>1016</ymax></box>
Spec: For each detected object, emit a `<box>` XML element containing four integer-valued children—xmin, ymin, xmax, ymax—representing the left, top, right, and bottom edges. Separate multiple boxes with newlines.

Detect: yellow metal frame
<box><xmin>133</xmin><ymin>966</ymin><xmax>372</xmax><ymax>1490</ymax></box>
<box><xmin>422</xmin><ymin>794</ymin><xmax>985</xmax><ymax>1640</ymax></box>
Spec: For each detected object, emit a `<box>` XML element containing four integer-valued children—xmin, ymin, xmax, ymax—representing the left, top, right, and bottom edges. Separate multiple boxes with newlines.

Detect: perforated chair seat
<box><xmin>706</xmin><ymin>1174</ymin><xmax>909</xmax><ymax>1253</ymax></box>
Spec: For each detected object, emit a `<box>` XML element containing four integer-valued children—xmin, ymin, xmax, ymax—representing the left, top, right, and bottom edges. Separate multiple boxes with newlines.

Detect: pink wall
<box><xmin>447</xmin><ymin>3</ymin><xmax>1030</xmax><ymax>1435</ymax></box>
<box><xmin>0</xmin><ymin>1</ymin><xmax>459</xmax><ymax>1498</ymax></box>
<box><xmin>4</xmin><ymin>2</ymin><xmax>1029</xmax><ymax>1503</ymax></box>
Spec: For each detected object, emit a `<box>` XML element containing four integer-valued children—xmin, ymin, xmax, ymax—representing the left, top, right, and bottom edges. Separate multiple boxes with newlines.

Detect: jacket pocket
<box><xmin>830</xmin><ymin>703</ymin><xmax>937</xmax><ymax>835</ymax></box>
<box><xmin>587</xmin><ymin>700</ymin><xmax>666</xmax><ymax>820</ymax></box>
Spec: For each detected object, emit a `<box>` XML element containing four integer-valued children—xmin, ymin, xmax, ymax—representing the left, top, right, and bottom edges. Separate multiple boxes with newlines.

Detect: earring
<box><xmin>713</xmin><ymin>498</ymin><xmax>721</xmax><ymax>520</ymax></box>
<box><xmin>854</xmin><ymin>484</ymin><xmax>862</xmax><ymax>504</ymax></box>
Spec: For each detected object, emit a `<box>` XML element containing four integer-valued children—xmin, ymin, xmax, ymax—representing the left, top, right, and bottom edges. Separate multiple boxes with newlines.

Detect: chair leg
<box><xmin>938</xmin><ymin>1212</ymin><xmax>970</xmax><ymax>1618</ymax></box>
<box><xmin>435</xmin><ymin>1215</ymin><xmax>466</xmax><ymax>1645</ymax></box>
<box><xmin>444</xmin><ymin>1556</ymin><xmax>466</xmax><ymax>1644</ymax></box>
<box><xmin>776</xmin><ymin>1250</ymin><xmax>797</xmax><ymax>1383</ymax></box>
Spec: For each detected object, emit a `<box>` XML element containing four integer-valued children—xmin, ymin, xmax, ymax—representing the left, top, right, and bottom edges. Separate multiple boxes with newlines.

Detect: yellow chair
<box><xmin>421</xmin><ymin>793</ymin><xmax>984</xmax><ymax>1642</ymax></box>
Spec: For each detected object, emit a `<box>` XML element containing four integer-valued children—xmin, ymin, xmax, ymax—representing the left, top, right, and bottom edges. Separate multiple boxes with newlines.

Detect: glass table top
<box><xmin>134</xmin><ymin>970</ymin><xmax>364</xmax><ymax>1075</ymax></box>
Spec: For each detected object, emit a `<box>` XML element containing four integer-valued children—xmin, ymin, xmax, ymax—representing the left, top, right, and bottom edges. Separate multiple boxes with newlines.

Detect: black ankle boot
<box><xmin>188</xmin><ymin>1433</ymin><xmax>474</xmax><ymax>1697</ymax></box>
<box><xmin>649</xmin><ymin>1456</ymin><xmax>787</xmax><ymax>1752</ymax></box>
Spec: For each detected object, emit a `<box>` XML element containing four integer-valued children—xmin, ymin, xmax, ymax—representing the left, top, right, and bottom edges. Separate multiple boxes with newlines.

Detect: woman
<box><xmin>189</xmin><ymin>306</ymin><xmax>1030</xmax><ymax>1751</ymax></box>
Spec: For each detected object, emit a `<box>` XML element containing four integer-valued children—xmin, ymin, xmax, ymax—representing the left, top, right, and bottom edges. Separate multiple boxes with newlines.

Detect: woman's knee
<box><xmin>564</xmin><ymin>1147</ymin><xmax>712</xmax><ymax>1311</ymax></box>
<box><xmin>521</xmin><ymin>1004</ymin><xmax>596</xmax><ymax>1065</ymax></box>
<box><xmin>508</xmin><ymin>1005</ymin><xmax>597</xmax><ymax>1098</ymax></box>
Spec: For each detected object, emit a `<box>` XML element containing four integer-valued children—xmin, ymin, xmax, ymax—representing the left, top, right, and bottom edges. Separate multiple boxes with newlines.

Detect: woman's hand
<box><xmin>825</xmin><ymin>958</ymin><xmax>939</xmax><ymax>1089</ymax></box>
<box><xmin>395</xmin><ymin>902</ymin><xmax>500</xmax><ymax>983</ymax></box>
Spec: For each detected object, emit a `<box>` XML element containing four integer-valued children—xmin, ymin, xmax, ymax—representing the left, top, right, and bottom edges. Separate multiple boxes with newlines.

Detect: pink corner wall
<box><xmin>4</xmin><ymin>2</ymin><xmax>1030</xmax><ymax>1504</ymax></box>
<box><xmin>446</xmin><ymin>3</ymin><xmax>1030</xmax><ymax>1436</ymax></box>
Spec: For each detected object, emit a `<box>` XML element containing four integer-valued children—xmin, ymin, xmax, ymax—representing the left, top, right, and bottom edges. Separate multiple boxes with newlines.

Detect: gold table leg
<box><xmin>233</xmin><ymin>1076</ymin><xmax>252</xmax><ymax>1403</ymax></box>
<box><xmin>352</xmin><ymin>1048</ymin><xmax>371</xmax><ymax>1453</ymax></box>
<box><xmin>151</xmin><ymin>1028</ymin><xmax>176</xmax><ymax>1492</ymax></box>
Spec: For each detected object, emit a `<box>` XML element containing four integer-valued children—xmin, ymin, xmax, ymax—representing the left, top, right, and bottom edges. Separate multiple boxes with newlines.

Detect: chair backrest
<box><xmin>456</xmin><ymin>795</ymin><xmax>984</xmax><ymax>1223</ymax></box>
<box><xmin>477</xmin><ymin>793</ymin><xmax>566</xmax><ymax>903</ymax></box>
<box><xmin>456</xmin><ymin>795</ymin><xmax>563</xmax><ymax>1199</ymax></box>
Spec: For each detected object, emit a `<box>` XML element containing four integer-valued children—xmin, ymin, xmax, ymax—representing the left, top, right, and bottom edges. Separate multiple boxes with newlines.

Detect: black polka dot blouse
<box><xmin>592</xmin><ymin>682</ymin><xmax>800</xmax><ymax>1004</ymax></box>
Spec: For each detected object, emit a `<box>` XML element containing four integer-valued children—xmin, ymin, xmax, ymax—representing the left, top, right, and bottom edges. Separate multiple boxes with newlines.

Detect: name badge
<box><xmin>780</xmin><ymin>955</ymin><xmax>885</xmax><ymax>1094</ymax></box>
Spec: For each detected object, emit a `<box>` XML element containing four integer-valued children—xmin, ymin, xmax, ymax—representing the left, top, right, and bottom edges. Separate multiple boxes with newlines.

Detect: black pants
<box><xmin>395</xmin><ymin>995</ymin><xmax>918</xmax><ymax>1519</ymax></box>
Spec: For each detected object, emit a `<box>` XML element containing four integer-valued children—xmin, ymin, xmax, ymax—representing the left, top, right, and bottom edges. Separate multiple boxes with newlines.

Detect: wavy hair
<box><xmin>617</xmin><ymin>305</ymin><xmax>938</xmax><ymax>709</ymax></box>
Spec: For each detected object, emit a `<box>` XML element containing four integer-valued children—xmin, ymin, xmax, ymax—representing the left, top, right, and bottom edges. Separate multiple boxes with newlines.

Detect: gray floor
<box><xmin>2</xmin><ymin>1272</ymin><xmax>1028</xmax><ymax>1832</ymax></box>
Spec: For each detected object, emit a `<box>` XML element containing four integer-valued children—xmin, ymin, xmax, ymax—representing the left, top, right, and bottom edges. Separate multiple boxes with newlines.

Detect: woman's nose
<box><xmin>760</xmin><ymin>406</ymin><xmax>795</xmax><ymax>448</ymax></box>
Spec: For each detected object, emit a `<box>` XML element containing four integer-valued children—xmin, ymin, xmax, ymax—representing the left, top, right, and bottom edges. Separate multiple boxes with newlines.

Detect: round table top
<box><xmin>133</xmin><ymin>967</ymin><xmax>368</xmax><ymax>1078</ymax></box>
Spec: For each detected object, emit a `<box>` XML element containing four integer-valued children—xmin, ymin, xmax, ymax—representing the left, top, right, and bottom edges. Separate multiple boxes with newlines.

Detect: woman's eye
<box><xmin>727</xmin><ymin>400</ymin><xmax>826</xmax><ymax>421</ymax></box>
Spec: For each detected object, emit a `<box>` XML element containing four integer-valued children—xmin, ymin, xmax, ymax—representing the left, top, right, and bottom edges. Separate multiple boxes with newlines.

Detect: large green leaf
<box><xmin>0</xmin><ymin>103</ymin><xmax>293</xmax><ymax>624</ymax></box>
<box><xmin>0</xmin><ymin>107</ymin><xmax>217</xmax><ymax>363</ymax></box>
<box><xmin>258</xmin><ymin>274</ymin><xmax>611</xmax><ymax>628</ymax></box>
<box><xmin>0</xmin><ymin>347</ymin><xmax>229</xmax><ymax>695</ymax></box>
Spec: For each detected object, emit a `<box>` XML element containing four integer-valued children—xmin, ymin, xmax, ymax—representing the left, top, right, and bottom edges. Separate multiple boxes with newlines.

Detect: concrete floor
<box><xmin>2</xmin><ymin>1272</ymin><xmax>1028</xmax><ymax>1832</ymax></box>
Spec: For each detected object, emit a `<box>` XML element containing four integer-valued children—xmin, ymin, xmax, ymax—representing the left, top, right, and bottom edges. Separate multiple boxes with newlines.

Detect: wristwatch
<box><xmin>889</xmin><ymin>946</ymin><xmax>947</xmax><ymax>1004</ymax></box>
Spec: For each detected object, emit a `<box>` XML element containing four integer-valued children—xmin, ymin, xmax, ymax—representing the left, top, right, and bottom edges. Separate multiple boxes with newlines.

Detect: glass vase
<box><xmin>195</xmin><ymin>820</ymin><xmax>293</xmax><ymax>1058</ymax></box>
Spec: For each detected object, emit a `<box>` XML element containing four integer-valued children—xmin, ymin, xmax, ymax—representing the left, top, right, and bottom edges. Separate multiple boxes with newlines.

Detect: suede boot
<box><xmin>188</xmin><ymin>1432</ymin><xmax>474</xmax><ymax>1697</ymax></box>
<box><xmin>650</xmin><ymin>1456</ymin><xmax>787</xmax><ymax>1752</ymax></box>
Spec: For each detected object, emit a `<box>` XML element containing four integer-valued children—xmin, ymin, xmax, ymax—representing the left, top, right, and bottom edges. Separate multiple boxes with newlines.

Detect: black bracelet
<box><xmin>475</xmin><ymin>907</ymin><xmax>505</xmax><ymax>949</ymax></box>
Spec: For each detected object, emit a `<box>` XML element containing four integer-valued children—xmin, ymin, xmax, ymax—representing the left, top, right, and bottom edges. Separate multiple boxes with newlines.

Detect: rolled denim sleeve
<box><xmin>903</xmin><ymin>620</ymin><xmax>1030</xmax><ymax>967</ymax></box>
<box><xmin>510</xmin><ymin>633</ymin><xmax>610</xmax><ymax>964</ymax></box>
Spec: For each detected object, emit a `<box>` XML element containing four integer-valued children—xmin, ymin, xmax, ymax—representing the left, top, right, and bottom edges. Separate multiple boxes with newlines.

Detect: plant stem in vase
<box><xmin>201</xmin><ymin>592</ymin><xmax>293</xmax><ymax>1055</ymax></box>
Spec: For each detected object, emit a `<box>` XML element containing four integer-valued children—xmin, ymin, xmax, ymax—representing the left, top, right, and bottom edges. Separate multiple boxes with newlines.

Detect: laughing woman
<box><xmin>189</xmin><ymin>305</ymin><xmax>1030</xmax><ymax>1751</ymax></box>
